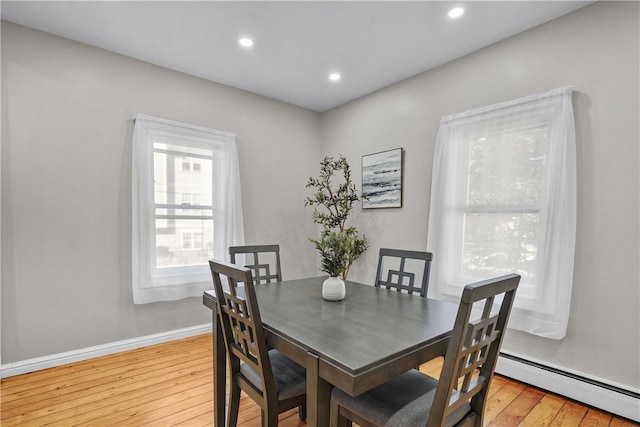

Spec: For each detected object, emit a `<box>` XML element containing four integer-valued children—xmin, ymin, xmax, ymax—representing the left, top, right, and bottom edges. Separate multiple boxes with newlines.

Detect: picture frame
<box><xmin>362</xmin><ymin>148</ymin><xmax>403</xmax><ymax>209</ymax></box>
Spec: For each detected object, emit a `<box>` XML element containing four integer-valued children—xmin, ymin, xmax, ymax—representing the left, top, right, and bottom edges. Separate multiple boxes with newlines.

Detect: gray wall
<box><xmin>321</xmin><ymin>2</ymin><xmax>639</xmax><ymax>389</ymax></box>
<box><xmin>2</xmin><ymin>1</ymin><xmax>639</xmax><ymax>393</ymax></box>
<box><xmin>1</xmin><ymin>21</ymin><xmax>320</xmax><ymax>363</ymax></box>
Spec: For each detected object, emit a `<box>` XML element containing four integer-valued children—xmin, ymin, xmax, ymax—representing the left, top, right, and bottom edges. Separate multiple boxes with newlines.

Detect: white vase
<box><xmin>322</xmin><ymin>276</ymin><xmax>346</xmax><ymax>301</ymax></box>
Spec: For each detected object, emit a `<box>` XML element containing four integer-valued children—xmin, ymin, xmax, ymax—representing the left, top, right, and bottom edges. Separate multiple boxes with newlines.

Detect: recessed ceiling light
<box><xmin>329</xmin><ymin>73</ymin><xmax>341</xmax><ymax>81</ymax></box>
<box><xmin>239</xmin><ymin>37</ymin><xmax>254</xmax><ymax>48</ymax></box>
<box><xmin>448</xmin><ymin>7</ymin><xmax>465</xmax><ymax>18</ymax></box>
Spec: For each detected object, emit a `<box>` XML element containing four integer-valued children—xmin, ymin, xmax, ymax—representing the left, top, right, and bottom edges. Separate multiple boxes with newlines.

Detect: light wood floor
<box><xmin>1</xmin><ymin>334</ymin><xmax>636</xmax><ymax>427</ymax></box>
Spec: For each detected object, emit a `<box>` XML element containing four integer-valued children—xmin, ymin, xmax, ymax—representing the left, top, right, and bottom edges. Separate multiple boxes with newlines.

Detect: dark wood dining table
<box><xmin>202</xmin><ymin>276</ymin><xmax>459</xmax><ymax>427</ymax></box>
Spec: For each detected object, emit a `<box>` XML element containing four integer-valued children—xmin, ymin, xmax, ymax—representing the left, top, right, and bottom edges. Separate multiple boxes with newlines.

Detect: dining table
<box><xmin>202</xmin><ymin>276</ymin><xmax>459</xmax><ymax>427</ymax></box>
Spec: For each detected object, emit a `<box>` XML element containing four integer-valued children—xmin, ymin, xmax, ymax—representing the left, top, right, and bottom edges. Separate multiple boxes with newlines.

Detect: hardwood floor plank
<box><xmin>5</xmin><ymin>370</ymin><xmax>212</xmax><ymax>426</ymax></box>
<box><xmin>138</xmin><ymin>399</ymin><xmax>214</xmax><ymax>426</ymax></box>
<box><xmin>0</xmin><ymin>344</ymin><xmax>210</xmax><ymax>402</ymax></box>
<box><xmin>482</xmin><ymin>380</ymin><xmax>527</xmax><ymax>424</ymax></box>
<box><xmin>419</xmin><ymin>356</ymin><xmax>444</xmax><ymax>378</ymax></box>
<box><xmin>1</xmin><ymin>353</ymin><xmax>211</xmax><ymax>414</ymax></box>
<box><xmin>548</xmin><ymin>400</ymin><xmax>589</xmax><ymax>426</ymax></box>
<box><xmin>1</xmin><ymin>334</ymin><xmax>630</xmax><ymax>427</ymax></box>
<box><xmin>275</xmin><ymin>409</ymin><xmax>306</xmax><ymax>427</ymax></box>
<box><xmin>171</xmin><ymin>410</ymin><xmax>216</xmax><ymax>427</ymax></box>
<box><xmin>487</xmin><ymin>375</ymin><xmax>510</xmax><ymax>398</ymax></box>
<box><xmin>106</xmin><ymin>388</ymin><xmax>213</xmax><ymax>426</ymax></box>
<box><xmin>577</xmin><ymin>408</ymin><xmax>613</xmax><ymax>427</ymax></box>
<box><xmin>38</xmin><ymin>371</ymin><xmax>213</xmax><ymax>426</ymax></box>
<box><xmin>487</xmin><ymin>386</ymin><xmax>545</xmax><ymax>426</ymax></box>
<box><xmin>81</xmin><ymin>385</ymin><xmax>212</xmax><ymax>426</ymax></box>
<box><xmin>1</xmin><ymin>356</ymin><xmax>212</xmax><ymax>422</ymax></box>
<box><xmin>610</xmin><ymin>416</ymin><xmax>640</xmax><ymax>426</ymax></box>
<box><xmin>519</xmin><ymin>393</ymin><xmax>566</xmax><ymax>426</ymax></box>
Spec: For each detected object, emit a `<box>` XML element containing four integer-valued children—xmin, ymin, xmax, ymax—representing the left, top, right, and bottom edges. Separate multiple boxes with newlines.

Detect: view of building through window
<box><xmin>153</xmin><ymin>142</ymin><xmax>214</xmax><ymax>268</ymax></box>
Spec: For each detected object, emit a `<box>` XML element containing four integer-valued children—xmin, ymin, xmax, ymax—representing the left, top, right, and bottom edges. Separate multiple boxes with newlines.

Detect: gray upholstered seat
<box><xmin>330</xmin><ymin>273</ymin><xmax>520</xmax><ymax>427</ymax></box>
<box><xmin>332</xmin><ymin>369</ymin><xmax>470</xmax><ymax>427</ymax></box>
<box><xmin>240</xmin><ymin>349</ymin><xmax>307</xmax><ymax>401</ymax></box>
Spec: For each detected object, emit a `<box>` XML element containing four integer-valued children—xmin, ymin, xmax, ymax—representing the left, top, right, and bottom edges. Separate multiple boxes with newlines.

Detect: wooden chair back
<box><xmin>229</xmin><ymin>244</ymin><xmax>282</xmax><ymax>284</ymax></box>
<box><xmin>209</xmin><ymin>260</ymin><xmax>277</xmax><ymax>402</ymax></box>
<box><xmin>428</xmin><ymin>273</ymin><xmax>520</xmax><ymax>427</ymax></box>
<box><xmin>375</xmin><ymin>248</ymin><xmax>433</xmax><ymax>297</ymax></box>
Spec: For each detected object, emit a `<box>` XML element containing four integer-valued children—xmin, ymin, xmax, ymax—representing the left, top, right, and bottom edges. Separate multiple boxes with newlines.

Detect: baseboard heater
<box><xmin>496</xmin><ymin>352</ymin><xmax>640</xmax><ymax>422</ymax></box>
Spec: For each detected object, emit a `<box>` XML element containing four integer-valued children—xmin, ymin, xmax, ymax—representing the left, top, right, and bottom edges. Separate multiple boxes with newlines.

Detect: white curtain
<box><xmin>427</xmin><ymin>87</ymin><xmax>576</xmax><ymax>339</ymax></box>
<box><xmin>132</xmin><ymin>114</ymin><xmax>244</xmax><ymax>304</ymax></box>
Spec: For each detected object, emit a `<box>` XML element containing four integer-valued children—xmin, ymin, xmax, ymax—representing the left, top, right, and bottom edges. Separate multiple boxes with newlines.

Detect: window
<box><xmin>182</xmin><ymin>231</ymin><xmax>204</xmax><ymax>250</ymax></box>
<box><xmin>427</xmin><ymin>87</ymin><xmax>576</xmax><ymax>339</ymax></box>
<box><xmin>132</xmin><ymin>114</ymin><xmax>245</xmax><ymax>304</ymax></box>
<box><xmin>180</xmin><ymin>157</ymin><xmax>202</xmax><ymax>173</ymax></box>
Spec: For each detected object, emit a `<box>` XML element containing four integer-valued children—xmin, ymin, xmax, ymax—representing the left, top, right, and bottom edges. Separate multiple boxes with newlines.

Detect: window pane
<box><xmin>462</xmin><ymin>212</ymin><xmax>539</xmax><ymax>281</ymax></box>
<box><xmin>182</xmin><ymin>232</ymin><xmax>192</xmax><ymax>249</ymax></box>
<box><xmin>153</xmin><ymin>151</ymin><xmax>168</xmax><ymax>205</ymax></box>
<box><xmin>174</xmin><ymin>156</ymin><xmax>211</xmax><ymax>205</ymax></box>
<box><xmin>156</xmin><ymin>219</ymin><xmax>214</xmax><ymax>268</ymax></box>
<box><xmin>194</xmin><ymin>232</ymin><xmax>203</xmax><ymax>248</ymax></box>
<box><xmin>154</xmin><ymin>143</ymin><xmax>213</xmax><ymax>207</ymax></box>
<box><xmin>467</xmin><ymin>127</ymin><xmax>547</xmax><ymax>206</ymax></box>
<box><xmin>153</xmin><ymin>141</ymin><xmax>214</xmax><ymax>269</ymax></box>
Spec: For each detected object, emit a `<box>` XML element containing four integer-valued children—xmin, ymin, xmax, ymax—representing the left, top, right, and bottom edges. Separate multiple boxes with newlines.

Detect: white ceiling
<box><xmin>2</xmin><ymin>1</ymin><xmax>591</xmax><ymax>112</ymax></box>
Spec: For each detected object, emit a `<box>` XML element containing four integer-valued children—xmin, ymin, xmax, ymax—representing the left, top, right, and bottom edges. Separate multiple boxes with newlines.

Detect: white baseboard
<box><xmin>0</xmin><ymin>323</ymin><xmax>212</xmax><ymax>379</ymax></box>
<box><xmin>496</xmin><ymin>352</ymin><xmax>640</xmax><ymax>422</ymax></box>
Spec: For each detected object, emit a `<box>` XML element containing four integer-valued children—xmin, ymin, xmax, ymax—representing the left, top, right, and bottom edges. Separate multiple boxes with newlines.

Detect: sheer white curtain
<box><xmin>132</xmin><ymin>114</ymin><xmax>244</xmax><ymax>304</ymax></box>
<box><xmin>427</xmin><ymin>87</ymin><xmax>576</xmax><ymax>339</ymax></box>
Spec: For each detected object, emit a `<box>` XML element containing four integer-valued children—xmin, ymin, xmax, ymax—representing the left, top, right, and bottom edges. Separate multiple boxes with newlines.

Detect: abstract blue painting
<box><xmin>362</xmin><ymin>148</ymin><xmax>402</xmax><ymax>209</ymax></box>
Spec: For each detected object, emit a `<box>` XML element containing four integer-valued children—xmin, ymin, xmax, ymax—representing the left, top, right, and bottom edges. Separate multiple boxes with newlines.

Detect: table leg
<box><xmin>212</xmin><ymin>307</ymin><xmax>226</xmax><ymax>427</ymax></box>
<box><xmin>306</xmin><ymin>352</ymin><xmax>332</xmax><ymax>427</ymax></box>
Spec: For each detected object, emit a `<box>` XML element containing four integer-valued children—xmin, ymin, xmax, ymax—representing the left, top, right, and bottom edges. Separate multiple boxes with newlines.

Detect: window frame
<box><xmin>132</xmin><ymin>114</ymin><xmax>244</xmax><ymax>304</ymax></box>
<box><xmin>427</xmin><ymin>87</ymin><xmax>576</xmax><ymax>339</ymax></box>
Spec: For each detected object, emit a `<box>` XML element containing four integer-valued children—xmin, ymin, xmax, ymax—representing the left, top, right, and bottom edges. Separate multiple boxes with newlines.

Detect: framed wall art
<box><xmin>362</xmin><ymin>148</ymin><xmax>403</xmax><ymax>209</ymax></box>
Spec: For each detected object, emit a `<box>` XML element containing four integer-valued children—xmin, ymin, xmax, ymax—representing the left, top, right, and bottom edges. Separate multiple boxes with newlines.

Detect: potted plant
<box><xmin>305</xmin><ymin>155</ymin><xmax>368</xmax><ymax>300</ymax></box>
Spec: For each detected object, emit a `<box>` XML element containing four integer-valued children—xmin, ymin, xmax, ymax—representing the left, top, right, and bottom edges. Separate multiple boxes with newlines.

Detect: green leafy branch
<box><xmin>305</xmin><ymin>155</ymin><xmax>368</xmax><ymax>279</ymax></box>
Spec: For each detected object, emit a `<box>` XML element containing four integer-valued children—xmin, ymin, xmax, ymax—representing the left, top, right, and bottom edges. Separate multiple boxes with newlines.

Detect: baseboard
<box><xmin>496</xmin><ymin>352</ymin><xmax>640</xmax><ymax>422</ymax></box>
<box><xmin>0</xmin><ymin>323</ymin><xmax>212</xmax><ymax>378</ymax></box>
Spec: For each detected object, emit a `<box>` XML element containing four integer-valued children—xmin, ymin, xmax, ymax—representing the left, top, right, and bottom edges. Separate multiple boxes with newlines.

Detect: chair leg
<box><xmin>298</xmin><ymin>403</ymin><xmax>307</xmax><ymax>420</ymax></box>
<box><xmin>263</xmin><ymin>408</ymin><xmax>278</xmax><ymax>427</ymax></box>
<box><xmin>227</xmin><ymin>383</ymin><xmax>241</xmax><ymax>427</ymax></box>
<box><xmin>330</xmin><ymin>399</ymin><xmax>351</xmax><ymax>427</ymax></box>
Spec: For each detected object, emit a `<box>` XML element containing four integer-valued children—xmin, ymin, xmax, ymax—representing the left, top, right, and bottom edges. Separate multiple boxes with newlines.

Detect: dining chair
<box><xmin>375</xmin><ymin>248</ymin><xmax>433</xmax><ymax>297</ymax></box>
<box><xmin>330</xmin><ymin>273</ymin><xmax>521</xmax><ymax>427</ymax></box>
<box><xmin>229</xmin><ymin>244</ymin><xmax>282</xmax><ymax>284</ymax></box>
<box><xmin>209</xmin><ymin>260</ymin><xmax>306</xmax><ymax>427</ymax></box>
